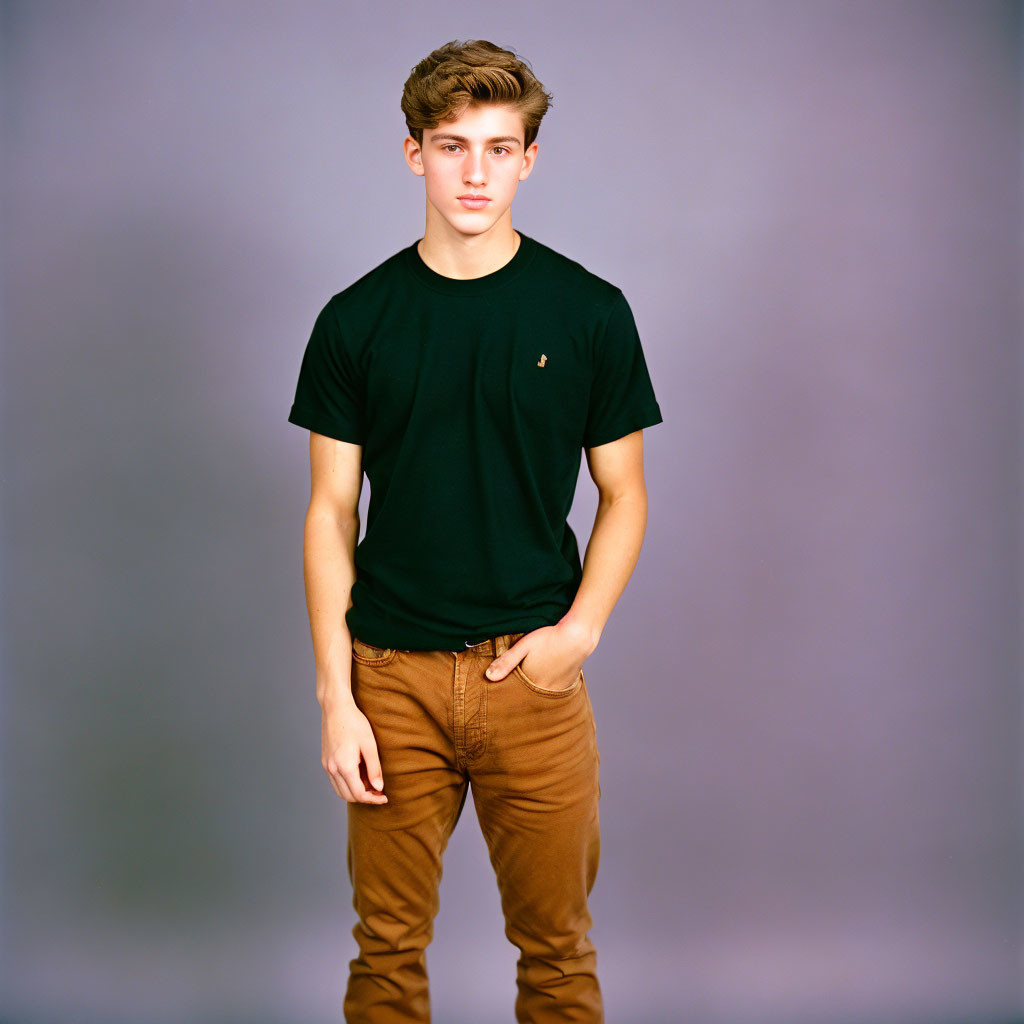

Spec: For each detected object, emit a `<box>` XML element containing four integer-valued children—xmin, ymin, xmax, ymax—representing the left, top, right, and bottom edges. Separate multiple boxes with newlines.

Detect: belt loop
<box><xmin>495</xmin><ymin>634</ymin><xmax>509</xmax><ymax>657</ymax></box>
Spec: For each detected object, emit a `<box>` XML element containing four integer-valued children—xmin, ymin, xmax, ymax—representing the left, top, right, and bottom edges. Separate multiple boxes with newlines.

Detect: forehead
<box><xmin>431</xmin><ymin>102</ymin><xmax>524</xmax><ymax>143</ymax></box>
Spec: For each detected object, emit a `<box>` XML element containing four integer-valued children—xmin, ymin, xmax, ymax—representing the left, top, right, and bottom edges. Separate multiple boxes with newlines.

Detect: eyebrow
<box><xmin>429</xmin><ymin>133</ymin><xmax>521</xmax><ymax>146</ymax></box>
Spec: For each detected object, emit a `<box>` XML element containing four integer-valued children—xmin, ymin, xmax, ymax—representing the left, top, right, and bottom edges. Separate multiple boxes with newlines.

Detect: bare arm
<box><xmin>561</xmin><ymin>427</ymin><xmax>650</xmax><ymax>649</ymax></box>
<box><xmin>302</xmin><ymin>431</ymin><xmax>387</xmax><ymax>804</ymax></box>
<box><xmin>304</xmin><ymin>431</ymin><xmax>363</xmax><ymax>708</ymax></box>
<box><xmin>484</xmin><ymin>428</ymin><xmax>650</xmax><ymax>686</ymax></box>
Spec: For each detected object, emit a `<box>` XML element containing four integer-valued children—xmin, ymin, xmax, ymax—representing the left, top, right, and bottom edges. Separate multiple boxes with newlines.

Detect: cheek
<box><xmin>422</xmin><ymin>162</ymin><xmax>454</xmax><ymax>193</ymax></box>
<box><xmin>491</xmin><ymin>168</ymin><xmax>521</xmax><ymax>196</ymax></box>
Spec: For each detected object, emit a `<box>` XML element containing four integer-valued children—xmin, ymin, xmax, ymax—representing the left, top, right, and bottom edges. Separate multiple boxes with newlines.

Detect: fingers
<box><xmin>488</xmin><ymin>643</ymin><xmax>580</xmax><ymax>691</ymax></box>
<box><xmin>485</xmin><ymin>640</ymin><xmax>524</xmax><ymax>681</ymax></box>
<box><xmin>322</xmin><ymin>753</ymin><xmax>354</xmax><ymax>801</ymax></box>
<box><xmin>362</xmin><ymin>743</ymin><xmax>385</xmax><ymax>794</ymax></box>
<box><xmin>324</xmin><ymin>751</ymin><xmax>388</xmax><ymax>804</ymax></box>
<box><xmin>340</xmin><ymin>758</ymin><xmax>388</xmax><ymax>804</ymax></box>
<box><xmin>323</xmin><ymin>753</ymin><xmax>351</xmax><ymax>800</ymax></box>
<box><xmin>326</xmin><ymin>769</ymin><xmax>354</xmax><ymax>803</ymax></box>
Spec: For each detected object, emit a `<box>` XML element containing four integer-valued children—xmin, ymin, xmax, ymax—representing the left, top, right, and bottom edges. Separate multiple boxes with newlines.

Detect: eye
<box><xmin>442</xmin><ymin>144</ymin><xmax>461</xmax><ymax>153</ymax></box>
<box><xmin>492</xmin><ymin>147</ymin><xmax>509</xmax><ymax>156</ymax></box>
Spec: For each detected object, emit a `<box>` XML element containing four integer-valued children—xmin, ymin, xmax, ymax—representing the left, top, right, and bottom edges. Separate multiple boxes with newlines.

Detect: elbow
<box><xmin>597</xmin><ymin>481</ymin><xmax>648</xmax><ymax>507</ymax></box>
<box><xmin>306</xmin><ymin>500</ymin><xmax>360</xmax><ymax>534</ymax></box>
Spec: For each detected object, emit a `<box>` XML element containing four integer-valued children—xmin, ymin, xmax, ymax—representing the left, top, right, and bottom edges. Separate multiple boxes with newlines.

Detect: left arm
<box><xmin>485</xmin><ymin>429</ymin><xmax>650</xmax><ymax>687</ymax></box>
<box><xmin>561</xmin><ymin>428</ymin><xmax>649</xmax><ymax>652</ymax></box>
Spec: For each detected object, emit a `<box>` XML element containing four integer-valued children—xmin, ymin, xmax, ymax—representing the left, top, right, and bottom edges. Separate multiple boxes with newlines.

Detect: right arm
<box><xmin>303</xmin><ymin>430</ymin><xmax>388</xmax><ymax>804</ymax></box>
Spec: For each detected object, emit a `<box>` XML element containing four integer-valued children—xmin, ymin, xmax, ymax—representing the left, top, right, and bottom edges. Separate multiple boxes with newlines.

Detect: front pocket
<box><xmin>514</xmin><ymin>662</ymin><xmax>585</xmax><ymax>698</ymax></box>
<box><xmin>351</xmin><ymin>636</ymin><xmax>398</xmax><ymax>667</ymax></box>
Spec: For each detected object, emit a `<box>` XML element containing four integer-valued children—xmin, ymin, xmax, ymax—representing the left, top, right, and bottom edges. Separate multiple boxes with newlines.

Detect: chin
<box><xmin>450</xmin><ymin>215</ymin><xmax>500</xmax><ymax>234</ymax></box>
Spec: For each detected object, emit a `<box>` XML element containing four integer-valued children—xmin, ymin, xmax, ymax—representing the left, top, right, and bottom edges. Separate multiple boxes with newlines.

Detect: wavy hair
<box><xmin>401</xmin><ymin>39</ymin><xmax>553</xmax><ymax>151</ymax></box>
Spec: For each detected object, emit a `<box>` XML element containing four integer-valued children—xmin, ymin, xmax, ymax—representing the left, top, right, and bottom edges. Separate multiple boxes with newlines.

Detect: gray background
<box><xmin>2</xmin><ymin>2</ymin><xmax>1022</xmax><ymax>1023</ymax></box>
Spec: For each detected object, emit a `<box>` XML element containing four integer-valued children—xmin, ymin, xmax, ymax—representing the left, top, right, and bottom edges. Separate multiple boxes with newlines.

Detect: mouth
<box><xmin>458</xmin><ymin>195</ymin><xmax>491</xmax><ymax>208</ymax></box>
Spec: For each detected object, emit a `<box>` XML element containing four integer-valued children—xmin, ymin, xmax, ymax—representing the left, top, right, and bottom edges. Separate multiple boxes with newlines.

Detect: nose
<box><xmin>463</xmin><ymin>153</ymin><xmax>486</xmax><ymax>186</ymax></box>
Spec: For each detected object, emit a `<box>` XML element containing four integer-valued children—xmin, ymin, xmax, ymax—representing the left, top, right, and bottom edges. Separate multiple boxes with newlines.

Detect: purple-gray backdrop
<box><xmin>2</xmin><ymin>2</ymin><xmax>1022</xmax><ymax>1023</ymax></box>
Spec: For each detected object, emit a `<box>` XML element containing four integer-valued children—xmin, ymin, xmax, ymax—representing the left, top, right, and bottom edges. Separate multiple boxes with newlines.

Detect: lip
<box><xmin>458</xmin><ymin>196</ymin><xmax>491</xmax><ymax>208</ymax></box>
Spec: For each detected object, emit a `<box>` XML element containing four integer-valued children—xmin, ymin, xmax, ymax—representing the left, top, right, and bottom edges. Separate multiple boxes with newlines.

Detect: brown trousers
<box><xmin>343</xmin><ymin>630</ymin><xmax>603</xmax><ymax>1023</ymax></box>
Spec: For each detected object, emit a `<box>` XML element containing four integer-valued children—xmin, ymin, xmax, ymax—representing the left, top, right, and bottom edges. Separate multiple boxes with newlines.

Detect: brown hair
<box><xmin>401</xmin><ymin>39</ymin><xmax>553</xmax><ymax>151</ymax></box>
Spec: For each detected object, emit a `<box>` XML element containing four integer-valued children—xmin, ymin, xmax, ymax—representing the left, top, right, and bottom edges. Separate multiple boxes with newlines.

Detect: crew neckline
<box><xmin>405</xmin><ymin>231</ymin><xmax>537</xmax><ymax>295</ymax></box>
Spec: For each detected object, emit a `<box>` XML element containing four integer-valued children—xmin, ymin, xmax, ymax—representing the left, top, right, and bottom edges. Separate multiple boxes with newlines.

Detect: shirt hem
<box><xmin>287</xmin><ymin>404</ymin><xmax>365</xmax><ymax>445</ymax></box>
<box><xmin>583</xmin><ymin>403</ymin><xmax>664</xmax><ymax>449</ymax></box>
<box><xmin>347</xmin><ymin>612</ymin><xmax>569</xmax><ymax>652</ymax></box>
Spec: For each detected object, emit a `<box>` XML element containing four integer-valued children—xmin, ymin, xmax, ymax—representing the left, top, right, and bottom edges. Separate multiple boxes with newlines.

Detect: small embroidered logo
<box><xmin>537</xmin><ymin>353</ymin><xmax>548</xmax><ymax>367</ymax></box>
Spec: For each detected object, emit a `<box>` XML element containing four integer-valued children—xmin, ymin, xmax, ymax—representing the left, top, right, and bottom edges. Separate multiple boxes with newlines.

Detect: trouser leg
<box><xmin>343</xmin><ymin>647</ymin><xmax>467</xmax><ymax>1024</ymax></box>
<box><xmin>467</xmin><ymin>643</ymin><xmax>604</xmax><ymax>1023</ymax></box>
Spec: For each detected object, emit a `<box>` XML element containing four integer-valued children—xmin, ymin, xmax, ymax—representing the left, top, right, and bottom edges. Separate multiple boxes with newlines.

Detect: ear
<box><xmin>519</xmin><ymin>140</ymin><xmax>539</xmax><ymax>181</ymax></box>
<box><xmin>403</xmin><ymin>135</ymin><xmax>425</xmax><ymax>177</ymax></box>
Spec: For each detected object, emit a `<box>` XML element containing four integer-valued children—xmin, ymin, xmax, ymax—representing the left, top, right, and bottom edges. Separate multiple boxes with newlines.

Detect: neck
<box><xmin>417</xmin><ymin>217</ymin><xmax>520</xmax><ymax>281</ymax></box>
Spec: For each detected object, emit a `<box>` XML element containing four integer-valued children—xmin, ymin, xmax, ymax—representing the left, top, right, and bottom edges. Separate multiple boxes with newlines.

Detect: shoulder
<box><xmin>320</xmin><ymin>243</ymin><xmax>412</xmax><ymax>322</ymax></box>
<box><xmin>526</xmin><ymin>234</ymin><xmax>627</xmax><ymax>319</ymax></box>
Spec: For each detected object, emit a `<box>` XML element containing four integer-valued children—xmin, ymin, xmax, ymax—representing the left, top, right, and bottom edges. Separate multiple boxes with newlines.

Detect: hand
<box><xmin>321</xmin><ymin>696</ymin><xmax>389</xmax><ymax>804</ymax></box>
<box><xmin>485</xmin><ymin>621</ymin><xmax>592</xmax><ymax>692</ymax></box>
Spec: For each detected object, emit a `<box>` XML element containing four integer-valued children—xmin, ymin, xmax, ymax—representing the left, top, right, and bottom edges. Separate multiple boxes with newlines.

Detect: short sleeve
<box><xmin>287</xmin><ymin>299</ymin><xmax>367</xmax><ymax>445</ymax></box>
<box><xmin>582</xmin><ymin>290</ymin><xmax>664</xmax><ymax>449</ymax></box>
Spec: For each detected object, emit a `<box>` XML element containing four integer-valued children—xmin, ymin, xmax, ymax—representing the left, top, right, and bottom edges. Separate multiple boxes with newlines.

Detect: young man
<box><xmin>288</xmin><ymin>39</ymin><xmax>663</xmax><ymax>1023</ymax></box>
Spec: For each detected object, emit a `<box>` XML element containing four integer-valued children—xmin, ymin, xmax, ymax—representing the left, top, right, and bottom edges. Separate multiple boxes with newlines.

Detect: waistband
<box><xmin>461</xmin><ymin>631</ymin><xmax>528</xmax><ymax>656</ymax></box>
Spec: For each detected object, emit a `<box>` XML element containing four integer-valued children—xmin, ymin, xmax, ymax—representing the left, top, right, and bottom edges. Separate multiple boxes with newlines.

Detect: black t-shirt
<box><xmin>287</xmin><ymin>231</ymin><xmax>664</xmax><ymax>650</ymax></box>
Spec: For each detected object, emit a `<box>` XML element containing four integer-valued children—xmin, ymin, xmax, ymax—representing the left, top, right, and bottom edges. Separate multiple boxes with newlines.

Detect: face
<box><xmin>404</xmin><ymin>102</ymin><xmax>538</xmax><ymax>238</ymax></box>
